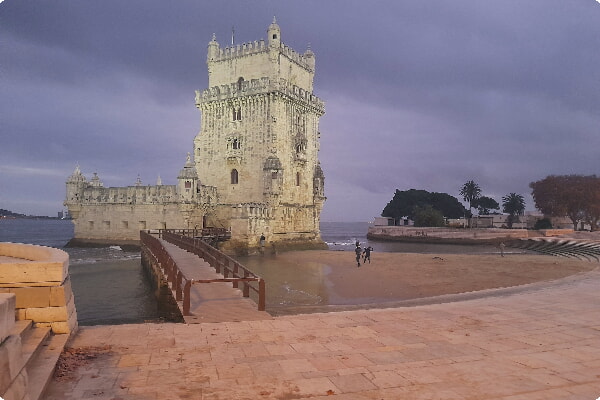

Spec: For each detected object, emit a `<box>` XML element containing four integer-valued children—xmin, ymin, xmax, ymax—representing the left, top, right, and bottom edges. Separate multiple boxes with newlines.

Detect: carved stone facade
<box><xmin>65</xmin><ymin>20</ymin><xmax>326</xmax><ymax>253</ymax></box>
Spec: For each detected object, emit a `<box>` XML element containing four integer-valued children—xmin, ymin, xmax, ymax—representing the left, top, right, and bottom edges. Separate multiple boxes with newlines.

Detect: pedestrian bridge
<box><xmin>140</xmin><ymin>230</ymin><xmax>271</xmax><ymax>323</ymax></box>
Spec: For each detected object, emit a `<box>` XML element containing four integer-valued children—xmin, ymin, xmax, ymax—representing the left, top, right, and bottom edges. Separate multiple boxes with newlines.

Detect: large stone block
<box><xmin>50</xmin><ymin>277</ymin><xmax>73</xmax><ymax>307</ymax></box>
<box><xmin>25</xmin><ymin>305</ymin><xmax>68</xmax><ymax>323</ymax></box>
<box><xmin>51</xmin><ymin>306</ymin><xmax>78</xmax><ymax>334</ymax></box>
<box><xmin>15</xmin><ymin>309</ymin><xmax>27</xmax><ymax>321</ymax></box>
<box><xmin>10</xmin><ymin>287</ymin><xmax>51</xmax><ymax>308</ymax></box>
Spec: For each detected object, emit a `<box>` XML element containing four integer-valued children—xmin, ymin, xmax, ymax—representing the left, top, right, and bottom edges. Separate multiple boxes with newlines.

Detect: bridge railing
<box><xmin>149</xmin><ymin>229</ymin><xmax>265</xmax><ymax>311</ymax></box>
<box><xmin>140</xmin><ymin>230</ymin><xmax>193</xmax><ymax>314</ymax></box>
<box><xmin>160</xmin><ymin>228</ymin><xmax>231</xmax><ymax>241</ymax></box>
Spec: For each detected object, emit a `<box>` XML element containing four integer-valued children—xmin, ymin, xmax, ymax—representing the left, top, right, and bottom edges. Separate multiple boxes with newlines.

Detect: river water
<box><xmin>0</xmin><ymin>219</ymin><xmax>156</xmax><ymax>326</ymax></box>
<box><xmin>0</xmin><ymin>219</ymin><xmax>499</xmax><ymax>325</ymax></box>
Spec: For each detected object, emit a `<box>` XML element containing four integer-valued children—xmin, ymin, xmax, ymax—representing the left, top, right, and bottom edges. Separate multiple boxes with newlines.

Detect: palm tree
<box><xmin>460</xmin><ymin>180</ymin><xmax>482</xmax><ymax>223</ymax></box>
<box><xmin>502</xmin><ymin>193</ymin><xmax>525</xmax><ymax>228</ymax></box>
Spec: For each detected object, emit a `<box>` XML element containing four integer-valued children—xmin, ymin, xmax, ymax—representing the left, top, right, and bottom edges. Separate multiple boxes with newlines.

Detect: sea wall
<box><xmin>367</xmin><ymin>226</ymin><xmax>532</xmax><ymax>244</ymax></box>
<box><xmin>0</xmin><ymin>242</ymin><xmax>78</xmax><ymax>334</ymax></box>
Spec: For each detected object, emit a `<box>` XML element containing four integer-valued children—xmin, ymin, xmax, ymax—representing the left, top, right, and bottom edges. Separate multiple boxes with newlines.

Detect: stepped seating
<box><xmin>507</xmin><ymin>237</ymin><xmax>600</xmax><ymax>261</ymax></box>
<box><xmin>1</xmin><ymin>295</ymin><xmax>69</xmax><ymax>400</ymax></box>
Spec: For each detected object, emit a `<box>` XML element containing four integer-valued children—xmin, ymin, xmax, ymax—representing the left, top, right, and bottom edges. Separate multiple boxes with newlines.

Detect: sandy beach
<box><xmin>254</xmin><ymin>250</ymin><xmax>596</xmax><ymax>314</ymax></box>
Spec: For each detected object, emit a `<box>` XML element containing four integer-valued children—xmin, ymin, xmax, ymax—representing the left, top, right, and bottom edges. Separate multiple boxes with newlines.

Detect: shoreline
<box><xmin>248</xmin><ymin>250</ymin><xmax>596</xmax><ymax>316</ymax></box>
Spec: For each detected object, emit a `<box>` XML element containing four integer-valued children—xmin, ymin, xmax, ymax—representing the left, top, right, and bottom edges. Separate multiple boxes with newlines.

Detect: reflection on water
<box><xmin>69</xmin><ymin>257</ymin><xmax>158</xmax><ymax>326</ymax></box>
<box><xmin>235</xmin><ymin>255</ymin><xmax>330</xmax><ymax>308</ymax></box>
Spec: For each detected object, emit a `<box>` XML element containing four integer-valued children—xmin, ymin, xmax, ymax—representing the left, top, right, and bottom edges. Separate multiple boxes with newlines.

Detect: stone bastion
<box><xmin>0</xmin><ymin>242</ymin><xmax>78</xmax><ymax>334</ymax></box>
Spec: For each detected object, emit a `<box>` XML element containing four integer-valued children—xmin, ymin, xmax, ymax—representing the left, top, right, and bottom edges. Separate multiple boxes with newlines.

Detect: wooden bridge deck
<box><xmin>159</xmin><ymin>239</ymin><xmax>272</xmax><ymax>323</ymax></box>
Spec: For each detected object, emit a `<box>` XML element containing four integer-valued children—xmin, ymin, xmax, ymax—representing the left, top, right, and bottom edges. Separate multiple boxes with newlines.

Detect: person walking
<box><xmin>362</xmin><ymin>246</ymin><xmax>373</xmax><ymax>264</ymax></box>
<box><xmin>355</xmin><ymin>244</ymin><xmax>362</xmax><ymax>267</ymax></box>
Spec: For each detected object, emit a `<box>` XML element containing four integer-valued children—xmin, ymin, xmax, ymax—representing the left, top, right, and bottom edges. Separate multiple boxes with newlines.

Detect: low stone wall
<box><xmin>367</xmin><ymin>226</ymin><xmax>532</xmax><ymax>243</ymax></box>
<box><xmin>0</xmin><ymin>243</ymin><xmax>78</xmax><ymax>334</ymax></box>
<box><xmin>538</xmin><ymin>229</ymin><xmax>574</xmax><ymax>237</ymax></box>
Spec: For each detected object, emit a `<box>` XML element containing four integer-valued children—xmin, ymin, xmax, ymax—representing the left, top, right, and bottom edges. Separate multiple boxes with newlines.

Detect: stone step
<box><xmin>10</xmin><ymin>319</ymin><xmax>34</xmax><ymax>339</ymax></box>
<box><xmin>4</xmin><ymin>320</ymin><xmax>36</xmax><ymax>393</ymax></box>
<box><xmin>26</xmin><ymin>333</ymin><xmax>69</xmax><ymax>400</ymax></box>
<box><xmin>20</xmin><ymin>325</ymin><xmax>51</xmax><ymax>369</ymax></box>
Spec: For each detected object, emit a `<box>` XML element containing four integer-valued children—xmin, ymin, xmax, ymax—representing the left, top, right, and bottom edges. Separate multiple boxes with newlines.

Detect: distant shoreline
<box><xmin>0</xmin><ymin>215</ymin><xmax>67</xmax><ymax>220</ymax></box>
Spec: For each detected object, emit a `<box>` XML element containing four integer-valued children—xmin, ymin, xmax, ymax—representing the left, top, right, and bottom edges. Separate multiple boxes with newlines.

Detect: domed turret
<box><xmin>178</xmin><ymin>153</ymin><xmax>199</xmax><ymax>180</ymax></box>
<box><xmin>304</xmin><ymin>44</ymin><xmax>315</xmax><ymax>71</ymax></box>
<box><xmin>65</xmin><ymin>164</ymin><xmax>88</xmax><ymax>206</ymax></box>
<box><xmin>89</xmin><ymin>172</ymin><xmax>103</xmax><ymax>187</ymax></box>
<box><xmin>267</xmin><ymin>17</ymin><xmax>281</xmax><ymax>48</ymax></box>
<box><xmin>178</xmin><ymin>153</ymin><xmax>199</xmax><ymax>202</ymax></box>
<box><xmin>66</xmin><ymin>165</ymin><xmax>86</xmax><ymax>185</ymax></box>
<box><xmin>207</xmin><ymin>33</ymin><xmax>219</xmax><ymax>62</ymax></box>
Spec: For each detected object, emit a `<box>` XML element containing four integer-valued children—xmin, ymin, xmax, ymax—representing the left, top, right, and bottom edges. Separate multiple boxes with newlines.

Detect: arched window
<box><xmin>232</xmin><ymin>107</ymin><xmax>242</xmax><ymax>121</ymax></box>
<box><xmin>296</xmin><ymin>172</ymin><xmax>301</xmax><ymax>186</ymax></box>
<box><xmin>237</xmin><ymin>77</ymin><xmax>244</xmax><ymax>91</ymax></box>
<box><xmin>231</xmin><ymin>169</ymin><xmax>239</xmax><ymax>184</ymax></box>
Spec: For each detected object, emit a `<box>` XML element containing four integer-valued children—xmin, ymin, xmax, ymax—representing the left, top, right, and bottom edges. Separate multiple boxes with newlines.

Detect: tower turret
<box><xmin>304</xmin><ymin>45</ymin><xmax>315</xmax><ymax>72</ymax></box>
<box><xmin>267</xmin><ymin>17</ymin><xmax>281</xmax><ymax>48</ymax></box>
<box><xmin>65</xmin><ymin>165</ymin><xmax>87</xmax><ymax>203</ymax></box>
<box><xmin>178</xmin><ymin>153</ymin><xmax>199</xmax><ymax>202</ymax></box>
<box><xmin>64</xmin><ymin>165</ymin><xmax>88</xmax><ymax>219</ymax></box>
<box><xmin>207</xmin><ymin>33</ymin><xmax>219</xmax><ymax>62</ymax></box>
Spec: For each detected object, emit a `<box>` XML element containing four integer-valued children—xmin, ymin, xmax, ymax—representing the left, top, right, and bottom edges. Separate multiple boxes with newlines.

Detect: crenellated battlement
<box><xmin>210</xmin><ymin>40</ymin><xmax>314</xmax><ymax>72</ymax></box>
<box><xmin>75</xmin><ymin>184</ymin><xmax>179</xmax><ymax>205</ymax></box>
<box><xmin>195</xmin><ymin>77</ymin><xmax>324</xmax><ymax>113</ymax></box>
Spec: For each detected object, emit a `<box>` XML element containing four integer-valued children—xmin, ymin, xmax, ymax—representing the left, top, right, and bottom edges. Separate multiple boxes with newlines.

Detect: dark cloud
<box><xmin>1</xmin><ymin>0</ymin><xmax>599</xmax><ymax>221</ymax></box>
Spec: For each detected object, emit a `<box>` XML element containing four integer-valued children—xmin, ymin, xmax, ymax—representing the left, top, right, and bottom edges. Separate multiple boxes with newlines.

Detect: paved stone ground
<box><xmin>44</xmin><ymin>268</ymin><xmax>600</xmax><ymax>400</ymax></box>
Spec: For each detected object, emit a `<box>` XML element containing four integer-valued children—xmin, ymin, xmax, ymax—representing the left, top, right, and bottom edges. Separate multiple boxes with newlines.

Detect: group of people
<box><xmin>354</xmin><ymin>241</ymin><xmax>373</xmax><ymax>267</ymax></box>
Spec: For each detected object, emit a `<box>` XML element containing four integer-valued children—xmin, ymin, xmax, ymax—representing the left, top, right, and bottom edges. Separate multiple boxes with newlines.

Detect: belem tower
<box><xmin>64</xmin><ymin>20</ymin><xmax>327</xmax><ymax>254</ymax></box>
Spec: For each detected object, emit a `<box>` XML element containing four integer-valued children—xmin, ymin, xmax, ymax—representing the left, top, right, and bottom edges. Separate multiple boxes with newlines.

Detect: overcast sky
<box><xmin>1</xmin><ymin>1</ymin><xmax>599</xmax><ymax>222</ymax></box>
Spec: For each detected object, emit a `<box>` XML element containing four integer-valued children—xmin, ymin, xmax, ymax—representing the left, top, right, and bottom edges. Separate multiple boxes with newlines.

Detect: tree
<box><xmin>382</xmin><ymin>189</ymin><xmax>466</xmax><ymax>222</ymax></box>
<box><xmin>473</xmin><ymin>196</ymin><xmax>500</xmax><ymax>215</ymax></box>
<box><xmin>502</xmin><ymin>193</ymin><xmax>525</xmax><ymax>229</ymax></box>
<box><xmin>533</xmin><ymin>218</ymin><xmax>553</xmax><ymax>230</ymax></box>
<box><xmin>459</xmin><ymin>180</ymin><xmax>481</xmax><ymax>214</ymax></box>
<box><xmin>413</xmin><ymin>205</ymin><xmax>445</xmax><ymax>227</ymax></box>
<box><xmin>530</xmin><ymin>175</ymin><xmax>600</xmax><ymax>231</ymax></box>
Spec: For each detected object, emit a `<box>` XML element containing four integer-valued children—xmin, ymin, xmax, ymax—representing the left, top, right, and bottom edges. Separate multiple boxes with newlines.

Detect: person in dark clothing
<box><xmin>362</xmin><ymin>246</ymin><xmax>373</xmax><ymax>264</ymax></box>
<box><xmin>355</xmin><ymin>244</ymin><xmax>362</xmax><ymax>267</ymax></box>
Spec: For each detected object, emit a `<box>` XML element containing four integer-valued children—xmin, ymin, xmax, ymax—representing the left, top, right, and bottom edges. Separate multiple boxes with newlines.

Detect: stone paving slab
<box><xmin>44</xmin><ymin>268</ymin><xmax>600</xmax><ymax>399</ymax></box>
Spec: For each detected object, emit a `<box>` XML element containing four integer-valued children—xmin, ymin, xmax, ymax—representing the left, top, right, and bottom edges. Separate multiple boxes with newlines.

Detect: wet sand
<box><xmin>255</xmin><ymin>250</ymin><xmax>596</xmax><ymax>314</ymax></box>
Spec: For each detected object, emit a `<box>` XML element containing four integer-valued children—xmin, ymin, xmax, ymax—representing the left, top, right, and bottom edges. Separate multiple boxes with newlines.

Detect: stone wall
<box><xmin>367</xmin><ymin>226</ymin><xmax>532</xmax><ymax>242</ymax></box>
<box><xmin>0</xmin><ymin>243</ymin><xmax>78</xmax><ymax>334</ymax></box>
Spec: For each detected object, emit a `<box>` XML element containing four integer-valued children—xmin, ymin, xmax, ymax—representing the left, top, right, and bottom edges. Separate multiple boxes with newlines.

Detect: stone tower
<box><xmin>194</xmin><ymin>19</ymin><xmax>326</xmax><ymax>252</ymax></box>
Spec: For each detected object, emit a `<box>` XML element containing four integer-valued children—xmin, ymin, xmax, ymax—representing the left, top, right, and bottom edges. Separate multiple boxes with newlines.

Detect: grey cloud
<box><xmin>1</xmin><ymin>0</ymin><xmax>599</xmax><ymax>220</ymax></box>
